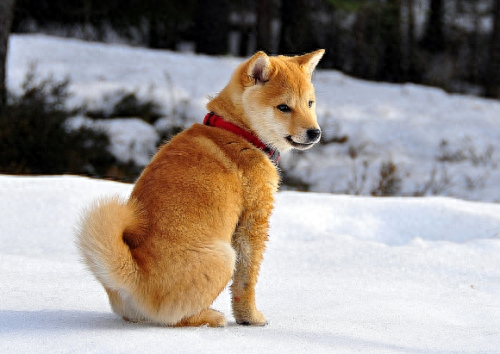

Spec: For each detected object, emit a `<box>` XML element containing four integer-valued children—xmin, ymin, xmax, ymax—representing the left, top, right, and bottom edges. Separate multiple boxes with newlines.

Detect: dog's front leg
<box><xmin>231</xmin><ymin>215</ymin><xmax>269</xmax><ymax>326</ymax></box>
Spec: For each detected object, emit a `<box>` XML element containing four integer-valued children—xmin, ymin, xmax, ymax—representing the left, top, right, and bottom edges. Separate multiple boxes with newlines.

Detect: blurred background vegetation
<box><xmin>6</xmin><ymin>0</ymin><xmax>500</xmax><ymax>97</ymax></box>
<box><xmin>1</xmin><ymin>0</ymin><xmax>500</xmax><ymax>185</ymax></box>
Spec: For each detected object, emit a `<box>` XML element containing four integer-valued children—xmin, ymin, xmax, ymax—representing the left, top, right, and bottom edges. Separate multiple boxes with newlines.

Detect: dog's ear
<box><xmin>247</xmin><ymin>51</ymin><xmax>271</xmax><ymax>85</ymax></box>
<box><xmin>296</xmin><ymin>49</ymin><xmax>325</xmax><ymax>77</ymax></box>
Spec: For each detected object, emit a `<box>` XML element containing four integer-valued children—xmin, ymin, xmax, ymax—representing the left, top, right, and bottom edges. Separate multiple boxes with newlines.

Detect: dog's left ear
<box><xmin>296</xmin><ymin>49</ymin><xmax>325</xmax><ymax>77</ymax></box>
<box><xmin>247</xmin><ymin>51</ymin><xmax>271</xmax><ymax>85</ymax></box>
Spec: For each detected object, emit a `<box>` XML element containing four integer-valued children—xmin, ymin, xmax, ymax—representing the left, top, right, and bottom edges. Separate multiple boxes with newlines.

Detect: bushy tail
<box><xmin>76</xmin><ymin>196</ymin><xmax>145</xmax><ymax>291</ymax></box>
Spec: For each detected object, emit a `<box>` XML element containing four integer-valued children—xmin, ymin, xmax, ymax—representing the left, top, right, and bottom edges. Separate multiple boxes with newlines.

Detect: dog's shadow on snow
<box><xmin>0</xmin><ymin>309</ymin><xmax>128</xmax><ymax>333</ymax></box>
<box><xmin>0</xmin><ymin>309</ymin><xmax>247</xmax><ymax>333</ymax></box>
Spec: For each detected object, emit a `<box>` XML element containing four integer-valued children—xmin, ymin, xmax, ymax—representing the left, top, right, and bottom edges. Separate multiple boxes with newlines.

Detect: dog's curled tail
<box><xmin>76</xmin><ymin>196</ymin><xmax>146</xmax><ymax>291</ymax></box>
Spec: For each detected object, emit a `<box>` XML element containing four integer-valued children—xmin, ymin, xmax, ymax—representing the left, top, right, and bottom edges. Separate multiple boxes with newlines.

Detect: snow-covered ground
<box><xmin>2</xmin><ymin>35</ymin><xmax>500</xmax><ymax>352</ymax></box>
<box><xmin>7</xmin><ymin>34</ymin><xmax>500</xmax><ymax>201</ymax></box>
<box><xmin>1</xmin><ymin>175</ymin><xmax>500</xmax><ymax>353</ymax></box>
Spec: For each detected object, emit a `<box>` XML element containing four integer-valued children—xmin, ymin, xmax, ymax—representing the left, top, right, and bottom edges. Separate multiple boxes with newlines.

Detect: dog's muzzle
<box><xmin>286</xmin><ymin>129</ymin><xmax>321</xmax><ymax>149</ymax></box>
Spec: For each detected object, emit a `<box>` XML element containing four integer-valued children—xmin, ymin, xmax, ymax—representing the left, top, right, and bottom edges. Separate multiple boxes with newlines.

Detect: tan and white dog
<box><xmin>76</xmin><ymin>49</ymin><xmax>324</xmax><ymax>327</ymax></box>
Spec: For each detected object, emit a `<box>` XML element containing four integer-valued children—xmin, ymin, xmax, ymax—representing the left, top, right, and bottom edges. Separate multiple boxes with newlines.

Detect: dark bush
<box><xmin>371</xmin><ymin>160</ymin><xmax>402</xmax><ymax>196</ymax></box>
<box><xmin>0</xmin><ymin>69</ymin><xmax>116</xmax><ymax>176</ymax></box>
<box><xmin>85</xmin><ymin>90</ymin><xmax>162</xmax><ymax>124</ymax></box>
<box><xmin>156</xmin><ymin>125</ymin><xmax>183</xmax><ymax>147</ymax></box>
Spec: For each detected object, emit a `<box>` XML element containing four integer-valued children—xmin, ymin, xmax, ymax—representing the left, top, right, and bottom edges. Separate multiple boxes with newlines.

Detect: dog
<box><xmin>76</xmin><ymin>49</ymin><xmax>324</xmax><ymax>327</ymax></box>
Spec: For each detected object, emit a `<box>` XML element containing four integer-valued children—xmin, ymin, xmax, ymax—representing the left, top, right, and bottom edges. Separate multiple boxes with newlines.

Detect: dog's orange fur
<box><xmin>76</xmin><ymin>49</ymin><xmax>324</xmax><ymax>327</ymax></box>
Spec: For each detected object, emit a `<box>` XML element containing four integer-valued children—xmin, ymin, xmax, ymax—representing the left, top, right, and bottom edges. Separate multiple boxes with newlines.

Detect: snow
<box><xmin>2</xmin><ymin>35</ymin><xmax>500</xmax><ymax>352</ymax></box>
<box><xmin>1</xmin><ymin>175</ymin><xmax>500</xmax><ymax>353</ymax></box>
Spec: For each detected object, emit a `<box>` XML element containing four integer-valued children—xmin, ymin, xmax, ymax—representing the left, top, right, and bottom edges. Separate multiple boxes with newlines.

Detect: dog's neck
<box><xmin>203</xmin><ymin>113</ymin><xmax>280</xmax><ymax>164</ymax></box>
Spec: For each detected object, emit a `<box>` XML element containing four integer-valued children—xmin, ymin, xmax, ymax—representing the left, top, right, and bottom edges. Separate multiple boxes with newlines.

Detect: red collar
<box><xmin>203</xmin><ymin>113</ymin><xmax>280</xmax><ymax>164</ymax></box>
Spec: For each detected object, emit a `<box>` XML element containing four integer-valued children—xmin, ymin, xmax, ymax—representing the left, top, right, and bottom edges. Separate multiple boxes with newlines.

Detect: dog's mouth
<box><xmin>285</xmin><ymin>136</ymin><xmax>316</xmax><ymax>150</ymax></box>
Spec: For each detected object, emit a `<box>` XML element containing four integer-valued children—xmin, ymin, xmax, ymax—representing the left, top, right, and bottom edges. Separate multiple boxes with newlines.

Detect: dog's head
<box><xmin>239</xmin><ymin>50</ymin><xmax>324</xmax><ymax>153</ymax></box>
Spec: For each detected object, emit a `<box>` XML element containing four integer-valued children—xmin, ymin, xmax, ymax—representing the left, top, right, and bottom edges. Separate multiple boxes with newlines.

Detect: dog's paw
<box><xmin>235</xmin><ymin>310</ymin><xmax>267</xmax><ymax>326</ymax></box>
<box><xmin>175</xmin><ymin>308</ymin><xmax>227</xmax><ymax>328</ymax></box>
<box><xmin>206</xmin><ymin>310</ymin><xmax>228</xmax><ymax>328</ymax></box>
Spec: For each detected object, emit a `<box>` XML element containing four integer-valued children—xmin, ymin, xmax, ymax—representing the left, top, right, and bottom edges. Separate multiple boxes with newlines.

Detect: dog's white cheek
<box><xmin>251</xmin><ymin>109</ymin><xmax>290</xmax><ymax>151</ymax></box>
<box><xmin>242</xmin><ymin>89</ymin><xmax>293</xmax><ymax>152</ymax></box>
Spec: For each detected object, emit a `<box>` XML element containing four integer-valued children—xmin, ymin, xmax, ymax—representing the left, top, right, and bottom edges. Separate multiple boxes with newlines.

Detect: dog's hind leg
<box><xmin>139</xmin><ymin>240</ymin><xmax>236</xmax><ymax>327</ymax></box>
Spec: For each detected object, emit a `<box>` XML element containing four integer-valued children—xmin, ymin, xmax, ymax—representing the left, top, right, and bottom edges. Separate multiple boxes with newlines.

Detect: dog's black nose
<box><xmin>307</xmin><ymin>129</ymin><xmax>321</xmax><ymax>142</ymax></box>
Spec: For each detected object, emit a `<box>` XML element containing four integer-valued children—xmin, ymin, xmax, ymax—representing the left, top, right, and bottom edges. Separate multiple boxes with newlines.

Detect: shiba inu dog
<box><xmin>76</xmin><ymin>49</ymin><xmax>324</xmax><ymax>327</ymax></box>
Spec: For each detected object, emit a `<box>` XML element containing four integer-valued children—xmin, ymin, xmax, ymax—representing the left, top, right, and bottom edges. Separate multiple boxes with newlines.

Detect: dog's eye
<box><xmin>277</xmin><ymin>104</ymin><xmax>291</xmax><ymax>113</ymax></box>
<box><xmin>308</xmin><ymin>100</ymin><xmax>314</xmax><ymax>108</ymax></box>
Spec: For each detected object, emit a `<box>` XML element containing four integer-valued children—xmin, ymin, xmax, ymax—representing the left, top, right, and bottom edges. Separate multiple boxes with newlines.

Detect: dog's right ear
<box><xmin>247</xmin><ymin>51</ymin><xmax>271</xmax><ymax>85</ymax></box>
